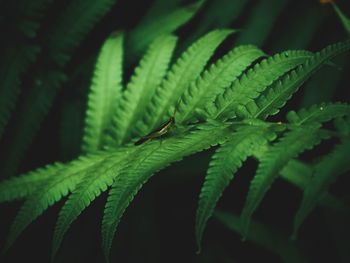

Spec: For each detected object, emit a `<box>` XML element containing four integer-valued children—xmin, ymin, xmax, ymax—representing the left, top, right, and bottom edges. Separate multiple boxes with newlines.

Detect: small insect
<box><xmin>134</xmin><ymin>101</ymin><xmax>179</xmax><ymax>146</ymax></box>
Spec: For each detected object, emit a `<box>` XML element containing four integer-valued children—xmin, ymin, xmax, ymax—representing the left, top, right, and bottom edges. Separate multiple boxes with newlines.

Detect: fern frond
<box><xmin>292</xmin><ymin>138</ymin><xmax>350</xmax><ymax>239</ymax></box>
<box><xmin>0</xmin><ymin>162</ymin><xmax>64</xmax><ymax>203</ymax></box>
<box><xmin>112</xmin><ymin>35</ymin><xmax>177</xmax><ymax>145</ymax></box>
<box><xmin>51</xmin><ymin>147</ymin><xmax>138</xmax><ymax>260</ymax></box>
<box><xmin>49</xmin><ymin>0</ymin><xmax>119</xmax><ymax>65</ymax></box>
<box><xmin>209</xmin><ymin>50</ymin><xmax>313</xmax><ymax>120</ymax></box>
<box><xmin>248</xmin><ymin>41</ymin><xmax>350</xmax><ymax>119</ymax></box>
<box><xmin>215</xmin><ymin>210</ymin><xmax>307</xmax><ymax>263</ymax></box>
<box><xmin>101</xmin><ymin>122</ymin><xmax>233</xmax><ymax>260</ymax></box>
<box><xmin>82</xmin><ymin>32</ymin><xmax>124</xmax><ymax>152</ymax></box>
<box><xmin>2</xmin><ymin>151</ymin><xmax>113</xmax><ymax>252</ymax></box>
<box><xmin>331</xmin><ymin>2</ymin><xmax>350</xmax><ymax>34</ymax></box>
<box><xmin>1</xmin><ymin>71</ymin><xmax>67</xmax><ymax>178</ymax></box>
<box><xmin>16</xmin><ymin>0</ymin><xmax>54</xmax><ymax>38</ymax></box>
<box><xmin>176</xmin><ymin>45</ymin><xmax>266</xmax><ymax>124</ymax></box>
<box><xmin>286</xmin><ymin>102</ymin><xmax>350</xmax><ymax>125</ymax></box>
<box><xmin>0</xmin><ymin>45</ymin><xmax>40</xmax><ymax>139</ymax></box>
<box><xmin>280</xmin><ymin>159</ymin><xmax>347</xmax><ymax>211</ymax></box>
<box><xmin>141</xmin><ymin>29</ymin><xmax>234</xmax><ymax>133</ymax></box>
<box><xmin>127</xmin><ymin>0</ymin><xmax>204</xmax><ymax>60</ymax></box>
<box><xmin>240</xmin><ymin>125</ymin><xmax>331</xmax><ymax>239</ymax></box>
<box><xmin>195</xmin><ymin>124</ymin><xmax>276</xmax><ymax>253</ymax></box>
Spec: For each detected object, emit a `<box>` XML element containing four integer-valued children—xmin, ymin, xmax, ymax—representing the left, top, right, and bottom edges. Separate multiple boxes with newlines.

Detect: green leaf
<box><xmin>287</xmin><ymin>102</ymin><xmax>350</xmax><ymax>125</ymax></box>
<box><xmin>101</xmin><ymin>122</ymin><xmax>233</xmax><ymax>260</ymax></box>
<box><xmin>140</xmin><ymin>29</ymin><xmax>234</xmax><ymax>133</ymax></box>
<box><xmin>240</xmin><ymin>125</ymin><xmax>331</xmax><ymax>239</ymax></box>
<box><xmin>82</xmin><ymin>31</ymin><xmax>124</xmax><ymax>152</ymax></box>
<box><xmin>209</xmin><ymin>50</ymin><xmax>313</xmax><ymax>120</ymax></box>
<box><xmin>177</xmin><ymin>45</ymin><xmax>265</xmax><ymax>124</ymax></box>
<box><xmin>112</xmin><ymin>34</ymin><xmax>178</xmax><ymax>145</ymax></box>
<box><xmin>292</xmin><ymin>138</ymin><xmax>350</xmax><ymax>239</ymax></box>
<box><xmin>3</xmin><ymin>152</ymin><xmax>111</xmax><ymax>252</ymax></box>
<box><xmin>195</xmin><ymin>125</ymin><xmax>276</xmax><ymax>253</ymax></box>
<box><xmin>52</xmin><ymin>147</ymin><xmax>137</xmax><ymax>260</ymax></box>
<box><xmin>249</xmin><ymin>40</ymin><xmax>350</xmax><ymax>119</ymax></box>
<box><xmin>331</xmin><ymin>2</ymin><xmax>350</xmax><ymax>35</ymax></box>
<box><xmin>0</xmin><ymin>162</ymin><xmax>64</xmax><ymax>203</ymax></box>
<box><xmin>280</xmin><ymin>159</ymin><xmax>347</xmax><ymax>211</ymax></box>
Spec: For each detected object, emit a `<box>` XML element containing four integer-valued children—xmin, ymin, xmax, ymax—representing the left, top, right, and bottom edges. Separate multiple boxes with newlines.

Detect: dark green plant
<box><xmin>1</xmin><ymin>1</ymin><xmax>349</xmax><ymax>262</ymax></box>
<box><xmin>1</xmin><ymin>25</ymin><xmax>350</xmax><ymax>261</ymax></box>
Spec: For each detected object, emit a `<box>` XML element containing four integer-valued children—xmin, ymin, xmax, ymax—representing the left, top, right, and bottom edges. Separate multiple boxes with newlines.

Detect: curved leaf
<box><xmin>0</xmin><ymin>162</ymin><xmax>64</xmax><ymax>203</ymax></box>
<box><xmin>3</xmin><ymin>152</ymin><xmax>111</xmax><ymax>252</ymax></box>
<box><xmin>292</xmin><ymin>138</ymin><xmax>350</xmax><ymax>239</ymax></box>
<box><xmin>249</xmin><ymin>41</ymin><xmax>350</xmax><ymax>119</ymax></box>
<box><xmin>140</xmin><ymin>29</ymin><xmax>234</xmax><ymax>133</ymax></box>
<box><xmin>209</xmin><ymin>50</ymin><xmax>313</xmax><ymax>120</ymax></box>
<box><xmin>195</xmin><ymin>125</ymin><xmax>276</xmax><ymax>253</ymax></box>
<box><xmin>101</xmin><ymin>122</ymin><xmax>233</xmax><ymax>260</ymax></box>
<box><xmin>82</xmin><ymin>31</ymin><xmax>124</xmax><ymax>152</ymax></box>
<box><xmin>287</xmin><ymin>102</ymin><xmax>350</xmax><ymax>125</ymax></box>
<box><xmin>240</xmin><ymin>125</ymin><xmax>331</xmax><ymax>239</ymax></box>
<box><xmin>52</xmin><ymin>147</ymin><xmax>136</xmax><ymax>260</ymax></box>
<box><xmin>112</xmin><ymin>34</ymin><xmax>178</xmax><ymax>145</ymax></box>
<box><xmin>176</xmin><ymin>45</ymin><xmax>266</xmax><ymax>124</ymax></box>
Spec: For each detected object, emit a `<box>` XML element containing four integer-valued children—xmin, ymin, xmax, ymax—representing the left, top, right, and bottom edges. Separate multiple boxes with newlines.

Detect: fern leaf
<box><xmin>0</xmin><ymin>45</ymin><xmax>40</xmax><ymax>139</ymax></box>
<box><xmin>195</xmin><ymin>125</ymin><xmax>276</xmax><ymax>253</ymax></box>
<box><xmin>141</xmin><ymin>29</ymin><xmax>234</xmax><ymax>133</ymax></box>
<box><xmin>331</xmin><ymin>2</ymin><xmax>350</xmax><ymax>34</ymax></box>
<box><xmin>0</xmin><ymin>71</ymin><xmax>67</xmax><ymax>178</ymax></box>
<box><xmin>286</xmin><ymin>102</ymin><xmax>350</xmax><ymax>125</ymax></box>
<box><xmin>248</xmin><ymin>41</ymin><xmax>350</xmax><ymax>119</ymax></box>
<box><xmin>112</xmin><ymin>35</ymin><xmax>177</xmax><ymax>145</ymax></box>
<box><xmin>82</xmin><ymin>31</ymin><xmax>124</xmax><ymax>152</ymax></box>
<box><xmin>49</xmin><ymin>0</ymin><xmax>119</xmax><ymax>65</ymax></box>
<box><xmin>101</xmin><ymin>122</ymin><xmax>233</xmax><ymax>260</ymax></box>
<box><xmin>292</xmin><ymin>138</ymin><xmax>350</xmax><ymax>239</ymax></box>
<box><xmin>16</xmin><ymin>0</ymin><xmax>54</xmax><ymax>38</ymax></box>
<box><xmin>2</xmin><ymin>152</ymin><xmax>110</xmax><ymax>252</ymax></box>
<box><xmin>4</xmin><ymin>149</ymin><xmax>118</xmax><ymax>253</ymax></box>
<box><xmin>0</xmin><ymin>162</ymin><xmax>64</xmax><ymax>203</ymax></box>
<box><xmin>280</xmin><ymin>159</ymin><xmax>347</xmax><ymax>211</ymax></box>
<box><xmin>176</xmin><ymin>45</ymin><xmax>266</xmax><ymax>124</ymax></box>
<box><xmin>127</xmin><ymin>0</ymin><xmax>204</xmax><ymax>60</ymax></box>
<box><xmin>240</xmin><ymin>125</ymin><xmax>331</xmax><ymax>239</ymax></box>
<box><xmin>209</xmin><ymin>50</ymin><xmax>313</xmax><ymax>120</ymax></box>
<box><xmin>51</xmin><ymin>147</ymin><xmax>137</xmax><ymax>260</ymax></box>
